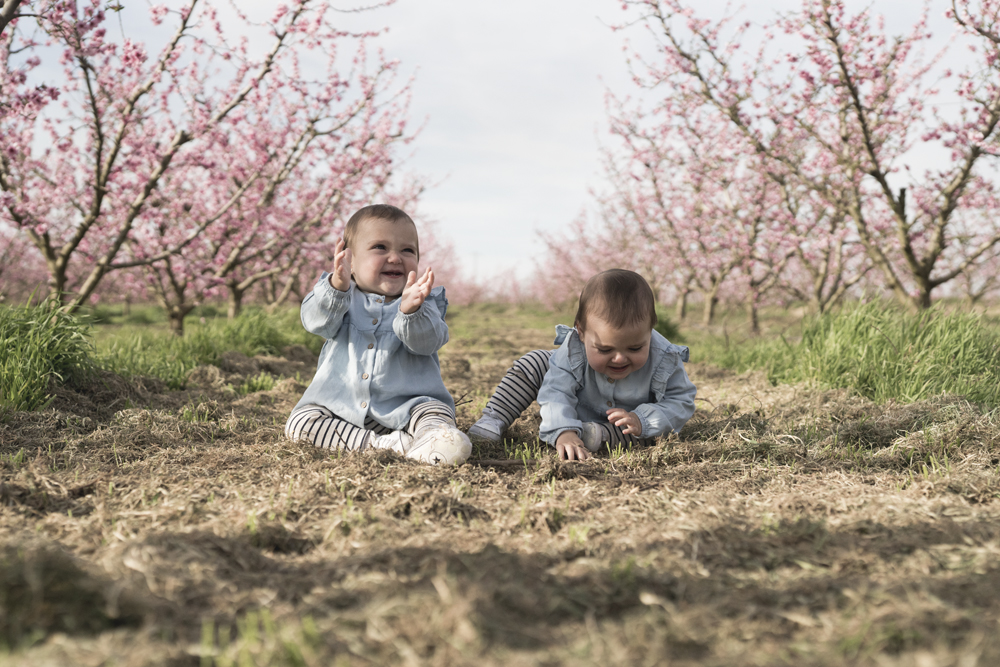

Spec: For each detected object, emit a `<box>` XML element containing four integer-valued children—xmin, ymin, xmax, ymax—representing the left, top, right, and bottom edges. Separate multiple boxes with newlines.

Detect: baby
<box><xmin>469</xmin><ymin>269</ymin><xmax>696</xmax><ymax>460</ymax></box>
<box><xmin>285</xmin><ymin>204</ymin><xmax>471</xmax><ymax>465</ymax></box>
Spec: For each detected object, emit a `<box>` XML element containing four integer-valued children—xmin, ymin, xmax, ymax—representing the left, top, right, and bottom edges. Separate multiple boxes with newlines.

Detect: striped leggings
<box><xmin>485</xmin><ymin>349</ymin><xmax>648</xmax><ymax>447</ymax></box>
<box><xmin>285</xmin><ymin>400</ymin><xmax>454</xmax><ymax>452</ymax></box>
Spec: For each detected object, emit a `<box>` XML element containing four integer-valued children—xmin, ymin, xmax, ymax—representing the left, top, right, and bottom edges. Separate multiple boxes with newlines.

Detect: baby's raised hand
<box><xmin>399</xmin><ymin>267</ymin><xmax>434</xmax><ymax>314</ymax></box>
<box><xmin>329</xmin><ymin>238</ymin><xmax>352</xmax><ymax>292</ymax></box>
<box><xmin>607</xmin><ymin>408</ymin><xmax>642</xmax><ymax>436</ymax></box>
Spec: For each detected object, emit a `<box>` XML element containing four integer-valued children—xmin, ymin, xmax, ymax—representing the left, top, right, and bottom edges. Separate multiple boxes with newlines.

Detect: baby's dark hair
<box><xmin>344</xmin><ymin>204</ymin><xmax>418</xmax><ymax>257</ymax></box>
<box><xmin>574</xmin><ymin>269</ymin><xmax>657</xmax><ymax>333</ymax></box>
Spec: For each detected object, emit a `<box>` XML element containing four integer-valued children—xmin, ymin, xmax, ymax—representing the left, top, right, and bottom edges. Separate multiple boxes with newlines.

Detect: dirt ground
<box><xmin>3</xmin><ymin>307</ymin><xmax>1000</xmax><ymax>666</ymax></box>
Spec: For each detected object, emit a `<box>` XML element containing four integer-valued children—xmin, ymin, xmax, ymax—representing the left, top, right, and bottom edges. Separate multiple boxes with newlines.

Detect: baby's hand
<box><xmin>399</xmin><ymin>267</ymin><xmax>434</xmax><ymax>315</ymax></box>
<box><xmin>555</xmin><ymin>430</ymin><xmax>591</xmax><ymax>461</ymax></box>
<box><xmin>329</xmin><ymin>238</ymin><xmax>352</xmax><ymax>292</ymax></box>
<box><xmin>607</xmin><ymin>408</ymin><xmax>642</xmax><ymax>436</ymax></box>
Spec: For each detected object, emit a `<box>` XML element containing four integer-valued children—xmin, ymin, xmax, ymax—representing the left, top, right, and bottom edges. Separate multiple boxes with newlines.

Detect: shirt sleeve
<box><xmin>632</xmin><ymin>351</ymin><xmax>697</xmax><ymax>438</ymax></box>
<box><xmin>392</xmin><ymin>286</ymin><xmax>450</xmax><ymax>356</ymax></box>
<box><xmin>300</xmin><ymin>273</ymin><xmax>351</xmax><ymax>339</ymax></box>
<box><xmin>538</xmin><ymin>340</ymin><xmax>585</xmax><ymax>446</ymax></box>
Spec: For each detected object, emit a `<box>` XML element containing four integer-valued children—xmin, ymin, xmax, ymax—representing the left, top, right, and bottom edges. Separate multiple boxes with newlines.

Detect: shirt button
<box><xmin>362</xmin><ymin>373</ymin><xmax>369</xmax><ymax>379</ymax></box>
<box><xmin>607</xmin><ymin>377</ymin><xmax>615</xmax><ymax>383</ymax></box>
<box><xmin>606</xmin><ymin>401</ymin><xmax>613</xmax><ymax>407</ymax></box>
<box><xmin>367</xmin><ymin>343</ymin><xmax>374</xmax><ymax>349</ymax></box>
<box><xmin>361</xmin><ymin>401</ymin><xmax>367</xmax><ymax>408</ymax></box>
<box><xmin>372</xmin><ymin>318</ymin><xmax>378</xmax><ymax>325</ymax></box>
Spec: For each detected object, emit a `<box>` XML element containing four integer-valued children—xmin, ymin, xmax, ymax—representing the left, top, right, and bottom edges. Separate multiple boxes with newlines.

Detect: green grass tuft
<box><xmin>0</xmin><ymin>300</ymin><xmax>96</xmax><ymax>414</ymax></box>
<box><xmin>98</xmin><ymin>308</ymin><xmax>319</xmax><ymax>390</ymax></box>
<box><xmin>715</xmin><ymin>301</ymin><xmax>1000</xmax><ymax>406</ymax></box>
<box><xmin>236</xmin><ymin>372</ymin><xmax>277</xmax><ymax>396</ymax></box>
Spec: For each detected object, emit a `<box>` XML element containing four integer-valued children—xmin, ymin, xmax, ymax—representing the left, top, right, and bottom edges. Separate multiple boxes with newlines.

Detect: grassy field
<box><xmin>3</xmin><ymin>301</ymin><xmax>1000</xmax><ymax>665</ymax></box>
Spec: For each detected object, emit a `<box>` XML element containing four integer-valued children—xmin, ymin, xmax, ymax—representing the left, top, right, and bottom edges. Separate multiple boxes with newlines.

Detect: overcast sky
<box><xmin>326</xmin><ymin>0</ymin><xmax>959</xmax><ymax>282</ymax></box>
<box><xmin>106</xmin><ymin>1</ymin><xmax>960</xmax><ymax>282</ymax></box>
<box><xmin>335</xmin><ymin>0</ymin><xmax>640</xmax><ymax>281</ymax></box>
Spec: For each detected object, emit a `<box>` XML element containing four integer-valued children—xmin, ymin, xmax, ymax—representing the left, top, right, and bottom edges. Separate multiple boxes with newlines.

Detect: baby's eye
<box><xmin>597</xmin><ymin>348</ymin><xmax>612</xmax><ymax>354</ymax></box>
<box><xmin>402</xmin><ymin>248</ymin><xmax>416</xmax><ymax>254</ymax></box>
<box><xmin>628</xmin><ymin>346</ymin><xmax>644</xmax><ymax>352</ymax></box>
<box><xmin>372</xmin><ymin>244</ymin><xmax>386</xmax><ymax>250</ymax></box>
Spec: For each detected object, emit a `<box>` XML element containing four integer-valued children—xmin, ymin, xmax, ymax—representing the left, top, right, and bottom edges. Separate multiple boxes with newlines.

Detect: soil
<box><xmin>2</xmin><ymin>309</ymin><xmax>1000</xmax><ymax>665</ymax></box>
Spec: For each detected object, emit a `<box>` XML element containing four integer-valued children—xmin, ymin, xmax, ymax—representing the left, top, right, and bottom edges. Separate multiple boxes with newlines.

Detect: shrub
<box><xmin>0</xmin><ymin>301</ymin><xmax>96</xmax><ymax>414</ymax></box>
<box><xmin>715</xmin><ymin>301</ymin><xmax>1000</xmax><ymax>406</ymax></box>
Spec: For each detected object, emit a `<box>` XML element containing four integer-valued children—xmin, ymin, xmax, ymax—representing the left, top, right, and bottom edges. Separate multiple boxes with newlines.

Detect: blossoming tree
<box><xmin>1</xmin><ymin>0</ymin><xmax>417</xmax><ymax>319</ymax></box>
<box><xmin>605</xmin><ymin>0</ymin><xmax>1000</xmax><ymax>312</ymax></box>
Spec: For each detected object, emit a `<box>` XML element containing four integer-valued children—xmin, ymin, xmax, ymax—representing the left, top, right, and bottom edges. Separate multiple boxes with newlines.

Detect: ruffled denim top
<box><xmin>538</xmin><ymin>324</ymin><xmax>697</xmax><ymax>445</ymax></box>
<box><xmin>294</xmin><ymin>274</ymin><xmax>454</xmax><ymax>430</ymax></box>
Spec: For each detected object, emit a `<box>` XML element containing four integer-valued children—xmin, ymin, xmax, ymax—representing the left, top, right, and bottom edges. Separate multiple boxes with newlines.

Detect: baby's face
<box><xmin>579</xmin><ymin>315</ymin><xmax>652</xmax><ymax>380</ymax></box>
<box><xmin>350</xmin><ymin>218</ymin><xmax>419</xmax><ymax>297</ymax></box>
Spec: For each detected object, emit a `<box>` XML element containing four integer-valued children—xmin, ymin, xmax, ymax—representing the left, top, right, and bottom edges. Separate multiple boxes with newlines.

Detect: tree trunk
<box><xmin>916</xmin><ymin>282</ymin><xmax>932</xmax><ymax>310</ymax></box>
<box><xmin>167</xmin><ymin>305</ymin><xmax>194</xmax><ymax>336</ymax></box>
<box><xmin>227</xmin><ymin>286</ymin><xmax>244</xmax><ymax>320</ymax></box>
<box><xmin>674</xmin><ymin>289</ymin><xmax>689</xmax><ymax>322</ymax></box>
<box><xmin>45</xmin><ymin>263</ymin><xmax>69</xmax><ymax>306</ymax></box>
<box><xmin>701</xmin><ymin>292</ymin><xmax>718</xmax><ymax>326</ymax></box>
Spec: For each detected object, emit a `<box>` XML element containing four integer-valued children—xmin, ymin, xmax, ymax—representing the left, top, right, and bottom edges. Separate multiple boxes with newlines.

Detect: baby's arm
<box><xmin>538</xmin><ymin>347</ymin><xmax>590</xmax><ymax>460</ymax></box>
<box><xmin>632</xmin><ymin>360</ymin><xmax>697</xmax><ymax>438</ymax></box>
<box><xmin>300</xmin><ymin>273</ymin><xmax>352</xmax><ymax>339</ymax></box>
<box><xmin>393</xmin><ymin>281</ymin><xmax>449</xmax><ymax>356</ymax></box>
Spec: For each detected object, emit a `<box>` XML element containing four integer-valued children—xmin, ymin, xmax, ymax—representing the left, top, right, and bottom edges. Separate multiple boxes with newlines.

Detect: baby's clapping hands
<box><xmin>330</xmin><ymin>238</ymin><xmax>352</xmax><ymax>292</ymax></box>
<box><xmin>400</xmin><ymin>267</ymin><xmax>434</xmax><ymax>314</ymax></box>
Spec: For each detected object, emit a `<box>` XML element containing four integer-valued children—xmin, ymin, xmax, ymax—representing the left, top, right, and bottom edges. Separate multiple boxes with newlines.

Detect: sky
<box><xmin>104</xmin><ymin>0</ymin><xmax>960</xmax><ymax>282</ymax></box>
<box><xmin>332</xmin><ymin>0</ymin><xmax>642</xmax><ymax>281</ymax></box>
<box><xmin>323</xmin><ymin>0</ymin><xmax>960</xmax><ymax>281</ymax></box>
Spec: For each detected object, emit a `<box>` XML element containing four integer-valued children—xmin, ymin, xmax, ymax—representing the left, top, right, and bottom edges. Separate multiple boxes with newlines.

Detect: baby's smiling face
<box><xmin>579</xmin><ymin>315</ymin><xmax>652</xmax><ymax>380</ymax></box>
<box><xmin>349</xmin><ymin>217</ymin><xmax>420</xmax><ymax>297</ymax></box>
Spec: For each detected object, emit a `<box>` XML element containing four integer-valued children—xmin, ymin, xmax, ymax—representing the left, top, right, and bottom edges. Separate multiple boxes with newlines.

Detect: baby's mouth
<box><xmin>382</xmin><ymin>270</ymin><xmax>404</xmax><ymax>278</ymax></box>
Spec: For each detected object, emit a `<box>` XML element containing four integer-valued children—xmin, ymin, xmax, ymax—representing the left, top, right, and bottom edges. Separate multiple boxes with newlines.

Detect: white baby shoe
<box><xmin>369</xmin><ymin>430</ymin><xmax>413</xmax><ymax>454</ymax></box>
<box><xmin>407</xmin><ymin>425</ymin><xmax>472</xmax><ymax>465</ymax></box>
<box><xmin>467</xmin><ymin>409</ymin><xmax>505</xmax><ymax>442</ymax></box>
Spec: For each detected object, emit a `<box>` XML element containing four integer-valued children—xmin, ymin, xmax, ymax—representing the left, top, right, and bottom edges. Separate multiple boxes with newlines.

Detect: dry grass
<box><xmin>2</xmin><ymin>305</ymin><xmax>1000</xmax><ymax>665</ymax></box>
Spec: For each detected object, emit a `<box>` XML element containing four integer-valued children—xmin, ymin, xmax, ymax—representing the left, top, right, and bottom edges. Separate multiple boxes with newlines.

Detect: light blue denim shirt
<box><xmin>293</xmin><ymin>274</ymin><xmax>454</xmax><ymax>430</ymax></box>
<box><xmin>538</xmin><ymin>325</ymin><xmax>697</xmax><ymax>445</ymax></box>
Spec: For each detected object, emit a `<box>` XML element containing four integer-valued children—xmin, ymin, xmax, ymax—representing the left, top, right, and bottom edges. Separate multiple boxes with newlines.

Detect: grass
<box><xmin>0</xmin><ymin>302</ymin><xmax>319</xmax><ymax>406</ymax></box>
<box><xmin>8</xmin><ymin>297</ymin><xmax>1000</xmax><ymax>411</ymax></box>
<box><xmin>97</xmin><ymin>308</ymin><xmax>321</xmax><ymax>390</ymax></box>
<box><xmin>710</xmin><ymin>301</ymin><xmax>1000</xmax><ymax>407</ymax></box>
<box><xmin>0</xmin><ymin>300</ymin><xmax>96</xmax><ymax>415</ymax></box>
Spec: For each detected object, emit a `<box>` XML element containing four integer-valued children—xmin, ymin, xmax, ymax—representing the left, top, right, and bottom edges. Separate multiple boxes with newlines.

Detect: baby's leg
<box><xmin>580</xmin><ymin>421</ymin><xmax>649</xmax><ymax>453</ymax></box>
<box><xmin>404</xmin><ymin>400</ymin><xmax>472</xmax><ymax>465</ymax></box>
<box><xmin>469</xmin><ymin>349</ymin><xmax>554</xmax><ymax>441</ymax></box>
<box><xmin>407</xmin><ymin>400</ymin><xmax>457</xmax><ymax>433</ymax></box>
<box><xmin>285</xmin><ymin>404</ymin><xmax>391</xmax><ymax>451</ymax></box>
